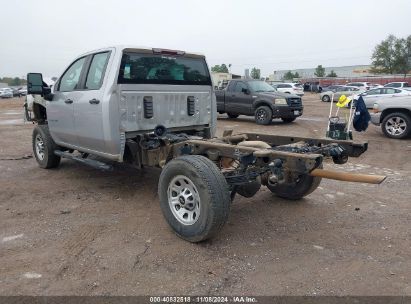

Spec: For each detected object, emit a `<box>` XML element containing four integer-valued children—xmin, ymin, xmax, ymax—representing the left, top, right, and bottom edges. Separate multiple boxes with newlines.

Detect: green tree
<box><xmin>370</xmin><ymin>34</ymin><xmax>398</xmax><ymax>74</ymax></box>
<box><xmin>250</xmin><ymin>67</ymin><xmax>261</xmax><ymax>79</ymax></box>
<box><xmin>211</xmin><ymin>64</ymin><xmax>229</xmax><ymax>73</ymax></box>
<box><xmin>283</xmin><ymin>71</ymin><xmax>295</xmax><ymax>80</ymax></box>
<box><xmin>0</xmin><ymin>77</ymin><xmax>26</xmax><ymax>86</ymax></box>
<box><xmin>314</xmin><ymin>65</ymin><xmax>325</xmax><ymax>77</ymax></box>
<box><xmin>326</xmin><ymin>70</ymin><xmax>338</xmax><ymax>77</ymax></box>
<box><xmin>12</xmin><ymin>77</ymin><xmax>21</xmax><ymax>86</ymax></box>
<box><xmin>294</xmin><ymin>72</ymin><xmax>300</xmax><ymax>78</ymax></box>
<box><xmin>393</xmin><ymin>35</ymin><xmax>411</xmax><ymax>76</ymax></box>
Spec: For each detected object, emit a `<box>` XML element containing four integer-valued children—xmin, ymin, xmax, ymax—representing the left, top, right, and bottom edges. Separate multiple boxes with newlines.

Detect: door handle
<box><xmin>64</xmin><ymin>99</ymin><xmax>73</xmax><ymax>104</ymax></box>
<box><xmin>89</xmin><ymin>98</ymin><xmax>100</xmax><ymax>104</ymax></box>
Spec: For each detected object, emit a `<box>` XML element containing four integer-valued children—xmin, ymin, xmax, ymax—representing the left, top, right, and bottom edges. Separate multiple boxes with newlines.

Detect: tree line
<box><xmin>210</xmin><ymin>34</ymin><xmax>410</xmax><ymax>80</ymax></box>
<box><xmin>0</xmin><ymin>77</ymin><xmax>27</xmax><ymax>86</ymax></box>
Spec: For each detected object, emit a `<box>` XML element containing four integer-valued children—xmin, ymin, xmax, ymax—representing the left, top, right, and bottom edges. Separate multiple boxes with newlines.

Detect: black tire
<box><xmin>322</xmin><ymin>95</ymin><xmax>331</xmax><ymax>102</ymax></box>
<box><xmin>32</xmin><ymin>125</ymin><xmax>61</xmax><ymax>169</ymax></box>
<box><xmin>158</xmin><ymin>155</ymin><xmax>231</xmax><ymax>242</ymax></box>
<box><xmin>227</xmin><ymin>113</ymin><xmax>239</xmax><ymax>119</ymax></box>
<box><xmin>255</xmin><ymin>106</ymin><xmax>272</xmax><ymax>125</ymax></box>
<box><xmin>381</xmin><ymin>112</ymin><xmax>411</xmax><ymax>139</ymax></box>
<box><xmin>267</xmin><ymin>164</ymin><xmax>323</xmax><ymax>200</ymax></box>
<box><xmin>282</xmin><ymin>117</ymin><xmax>296</xmax><ymax>123</ymax></box>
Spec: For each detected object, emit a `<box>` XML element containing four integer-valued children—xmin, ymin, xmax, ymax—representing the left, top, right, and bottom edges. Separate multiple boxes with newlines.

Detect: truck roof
<box><xmin>77</xmin><ymin>45</ymin><xmax>206</xmax><ymax>58</ymax></box>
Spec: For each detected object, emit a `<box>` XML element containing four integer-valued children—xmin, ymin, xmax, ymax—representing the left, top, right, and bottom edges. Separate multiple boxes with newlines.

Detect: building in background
<box><xmin>211</xmin><ymin>72</ymin><xmax>241</xmax><ymax>89</ymax></box>
<box><xmin>0</xmin><ymin>83</ymin><xmax>8</xmax><ymax>88</ymax></box>
<box><xmin>269</xmin><ymin>65</ymin><xmax>372</xmax><ymax>81</ymax></box>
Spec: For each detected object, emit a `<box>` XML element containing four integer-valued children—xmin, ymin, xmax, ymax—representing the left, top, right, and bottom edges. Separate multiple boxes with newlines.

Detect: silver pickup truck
<box><xmin>25</xmin><ymin>45</ymin><xmax>384</xmax><ymax>242</ymax></box>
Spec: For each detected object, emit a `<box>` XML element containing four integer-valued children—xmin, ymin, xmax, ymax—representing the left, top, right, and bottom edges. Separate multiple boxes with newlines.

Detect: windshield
<box><xmin>248</xmin><ymin>81</ymin><xmax>276</xmax><ymax>92</ymax></box>
<box><xmin>118</xmin><ymin>52</ymin><xmax>211</xmax><ymax>85</ymax></box>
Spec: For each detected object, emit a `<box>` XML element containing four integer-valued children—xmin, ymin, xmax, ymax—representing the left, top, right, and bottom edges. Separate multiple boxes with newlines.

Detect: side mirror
<box><xmin>242</xmin><ymin>88</ymin><xmax>250</xmax><ymax>95</ymax></box>
<box><xmin>27</xmin><ymin>73</ymin><xmax>45</xmax><ymax>95</ymax></box>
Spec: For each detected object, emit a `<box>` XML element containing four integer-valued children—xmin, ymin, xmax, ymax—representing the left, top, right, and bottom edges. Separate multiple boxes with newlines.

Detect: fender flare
<box><xmin>252</xmin><ymin>100</ymin><xmax>275</xmax><ymax>112</ymax></box>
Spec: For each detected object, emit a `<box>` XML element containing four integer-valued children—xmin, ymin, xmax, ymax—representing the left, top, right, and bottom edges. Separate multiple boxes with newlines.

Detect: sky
<box><xmin>0</xmin><ymin>0</ymin><xmax>410</xmax><ymax>78</ymax></box>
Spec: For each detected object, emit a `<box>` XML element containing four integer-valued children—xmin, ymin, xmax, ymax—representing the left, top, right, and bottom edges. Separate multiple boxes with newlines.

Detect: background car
<box><xmin>18</xmin><ymin>87</ymin><xmax>27</xmax><ymax>96</ymax></box>
<box><xmin>11</xmin><ymin>88</ymin><xmax>21</xmax><ymax>97</ymax></box>
<box><xmin>371</xmin><ymin>95</ymin><xmax>411</xmax><ymax>139</ymax></box>
<box><xmin>0</xmin><ymin>88</ymin><xmax>14</xmax><ymax>98</ymax></box>
<box><xmin>320</xmin><ymin>84</ymin><xmax>345</xmax><ymax>92</ymax></box>
<box><xmin>354</xmin><ymin>87</ymin><xmax>411</xmax><ymax>108</ymax></box>
<box><xmin>370</xmin><ymin>83</ymin><xmax>384</xmax><ymax>89</ymax></box>
<box><xmin>384</xmin><ymin>82</ymin><xmax>409</xmax><ymax>88</ymax></box>
<box><xmin>346</xmin><ymin>82</ymin><xmax>372</xmax><ymax>91</ymax></box>
<box><xmin>320</xmin><ymin>86</ymin><xmax>362</xmax><ymax>102</ymax></box>
<box><xmin>272</xmin><ymin>83</ymin><xmax>304</xmax><ymax>96</ymax></box>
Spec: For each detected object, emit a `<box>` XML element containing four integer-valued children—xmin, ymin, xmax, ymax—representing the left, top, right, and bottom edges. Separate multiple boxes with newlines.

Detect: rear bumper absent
<box><xmin>370</xmin><ymin>112</ymin><xmax>381</xmax><ymax>125</ymax></box>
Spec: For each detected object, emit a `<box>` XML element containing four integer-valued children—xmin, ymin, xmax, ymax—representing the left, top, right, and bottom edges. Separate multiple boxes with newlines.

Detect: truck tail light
<box><xmin>187</xmin><ymin>96</ymin><xmax>195</xmax><ymax>116</ymax></box>
<box><xmin>143</xmin><ymin>96</ymin><xmax>153</xmax><ymax>118</ymax></box>
<box><xmin>152</xmin><ymin>48</ymin><xmax>185</xmax><ymax>56</ymax></box>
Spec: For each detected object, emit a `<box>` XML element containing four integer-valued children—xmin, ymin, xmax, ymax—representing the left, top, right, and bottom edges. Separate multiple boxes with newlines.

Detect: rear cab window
<box><xmin>85</xmin><ymin>52</ymin><xmax>110</xmax><ymax>90</ymax></box>
<box><xmin>118</xmin><ymin>52</ymin><xmax>211</xmax><ymax>86</ymax></box>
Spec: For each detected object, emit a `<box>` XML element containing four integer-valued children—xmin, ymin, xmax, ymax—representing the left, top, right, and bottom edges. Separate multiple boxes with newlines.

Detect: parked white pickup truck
<box><xmin>25</xmin><ymin>45</ymin><xmax>382</xmax><ymax>242</ymax></box>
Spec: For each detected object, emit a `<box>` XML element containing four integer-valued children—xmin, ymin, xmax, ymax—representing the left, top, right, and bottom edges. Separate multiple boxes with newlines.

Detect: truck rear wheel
<box><xmin>158</xmin><ymin>155</ymin><xmax>231</xmax><ymax>242</ymax></box>
<box><xmin>32</xmin><ymin>125</ymin><xmax>61</xmax><ymax>169</ymax></box>
<box><xmin>267</xmin><ymin>165</ymin><xmax>323</xmax><ymax>200</ymax></box>
<box><xmin>255</xmin><ymin>106</ymin><xmax>272</xmax><ymax>125</ymax></box>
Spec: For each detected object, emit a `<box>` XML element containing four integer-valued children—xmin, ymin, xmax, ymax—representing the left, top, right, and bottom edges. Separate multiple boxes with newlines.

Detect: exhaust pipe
<box><xmin>310</xmin><ymin>169</ymin><xmax>386</xmax><ymax>184</ymax></box>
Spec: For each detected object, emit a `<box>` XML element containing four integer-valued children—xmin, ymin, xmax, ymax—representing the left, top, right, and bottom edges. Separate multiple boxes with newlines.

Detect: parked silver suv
<box><xmin>370</xmin><ymin>96</ymin><xmax>411</xmax><ymax>139</ymax></box>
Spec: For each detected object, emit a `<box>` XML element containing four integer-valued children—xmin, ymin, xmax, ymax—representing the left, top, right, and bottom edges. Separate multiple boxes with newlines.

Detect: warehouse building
<box><xmin>269</xmin><ymin>65</ymin><xmax>372</xmax><ymax>81</ymax></box>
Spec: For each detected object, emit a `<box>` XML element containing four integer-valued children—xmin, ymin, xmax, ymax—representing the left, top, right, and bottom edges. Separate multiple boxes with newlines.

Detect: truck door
<box><xmin>226</xmin><ymin>81</ymin><xmax>252</xmax><ymax>114</ymax></box>
<box><xmin>48</xmin><ymin>56</ymin><xmax>87</xmax><ymax>147</ymax></box>
<box><xmin>73</xmin><ymin>51</ymin><xmax>111</xmax><ymax>153</ymax></box>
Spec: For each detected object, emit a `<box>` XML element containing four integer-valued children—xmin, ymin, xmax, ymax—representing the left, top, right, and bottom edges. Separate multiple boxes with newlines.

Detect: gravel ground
<box><xmin>0</xmin><ymin>94</ymin><xmax>410</xmax><ymax>296</ymax></box>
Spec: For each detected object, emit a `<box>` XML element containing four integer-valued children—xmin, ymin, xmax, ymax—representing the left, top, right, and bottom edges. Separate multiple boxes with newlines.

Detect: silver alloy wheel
<box><xmin>322</xmin><ymin>95</ymin><xmax>330</xmax><ymax>102</ymax></box>
<box><xmin>385</xmin><ymin>117</ymin><xmax>407</xmax><ymax>136</ymax></box>
<box><xmin>256</xmin><ymin>109</ymin><xmax>267</xmax><ymax>121</ymax></box>
<box><xmin>35</xmin><ymin>134</ymin><xmax>45</xmax><ymax>161</ymax></box>
<box><xmin>168</xmin><ymin>175</ymin><xmax>200</xmax><ymax>225</ymax></box>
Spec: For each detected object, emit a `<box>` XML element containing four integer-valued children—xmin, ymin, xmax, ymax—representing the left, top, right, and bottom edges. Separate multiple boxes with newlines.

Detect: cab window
<box><xmin>234</xmin><ymin>82</ymin><xmax>248</xmax><ymax>93</ymax></box>
<box><xmin>118</xmin><ymin>52</ymin><xmax>211</xmax><ymax>85</ymax></box>
<box><xmin>58</xmin><ymin>57</ymin><xmax>86</xmax><ymax>92</ymax></box>
<box><xmin>85</xmin><ymin>52</ymin><xmax>110</xmax><ymax>90</ymax></box>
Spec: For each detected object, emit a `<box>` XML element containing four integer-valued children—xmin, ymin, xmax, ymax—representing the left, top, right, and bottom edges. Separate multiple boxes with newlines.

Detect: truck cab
<box><xmin>27</xmin><ymin>46</ymin><xmax>216</xmax><ymax>162</ymax></box>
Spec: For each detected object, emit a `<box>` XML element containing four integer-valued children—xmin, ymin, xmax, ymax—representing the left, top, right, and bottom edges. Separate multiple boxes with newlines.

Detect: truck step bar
<box><xmin>54</xmin><ymin>151</ymin><xmax>112</xmax><ymax>171</ymax></box>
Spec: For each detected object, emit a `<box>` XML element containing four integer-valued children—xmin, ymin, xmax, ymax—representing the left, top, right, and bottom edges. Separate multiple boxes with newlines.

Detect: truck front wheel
<box><xmin>158</xmin><ymin>155</ymin><xmax>231</xmax><ymax>242</ymax></box>
<box><xmin>255</xmin><ymin>106</ymin><xmax>272</xmax><ymax>125</ymax></box>
<box><xmin>267</xmin><ymin>165</ymin><xmax>323</xmax><ymax>200</ymax></box>
<box><xmin>32</xmin><ymin>125</ymin><xmax>61</xmax><ymax>169</ymax></box>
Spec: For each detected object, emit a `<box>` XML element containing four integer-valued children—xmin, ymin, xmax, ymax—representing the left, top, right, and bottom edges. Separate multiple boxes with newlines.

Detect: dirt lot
<box><xmin>0</xmin><ymin>94</ymin><xmax>410</xmax><ymax>296</ymax></box>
